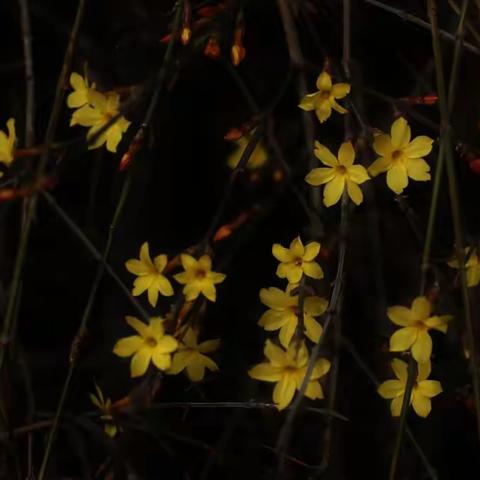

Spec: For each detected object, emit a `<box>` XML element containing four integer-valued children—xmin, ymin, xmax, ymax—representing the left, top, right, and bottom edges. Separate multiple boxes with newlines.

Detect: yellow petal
<box><xmin>70</xmin><ymin>72</ymin><xmax>86</xmax><ymax>90</ymax></box>
<box><xmin>348</xmin><ymin>165</ymin><xmax>370</xmax><ymax>184</ymax></box>
<box><xmin>186</xmin><ymin>360</ymin><xmax>206</xmax><ymax>381</ymax></box>
<box><xmin>311</xmin><ymin>358</ymin><xmax>331</xmax><ymax>379</ymax></box>
<box><xmin>387</xmin><ymin>306</ymin><xmax>415</xmax><ymax>326</ymax></box>
<box><xmin>406</xmin><ymin>158</ymin><xmax>431</xmax><ymax>181</ymax></box>
<box><xmin>424</xmin><ymin>315</ymin><xmax>450</xmax><ymax>333</ymax></box>
<box><xmin>378</xmin><ymin>380</ymin><xmax>404</xmax><ymax>399</ymax></box>
<box><xmin>67</xmin><ymin>90</ymin><xmax>88</xmax><ymax>109</ymax></box>
<box><xmin>304</xmin><ymin>315</ymin><xmax>323</xmax><ymax>343</ymax></box>
<box><xmin>151</xmin><ymin>351</ymin><xmax>172</xmax><ymax>370</ymax></box>
<box><xmin>209</xmin><ymin>272</ymin><xmax>226</xmax><ymax>284</ymax></box>
<box><xmin>417</xmin><ymin>360</ymin><xmax>432</xmax><ymax>381</ymax></box>
<box><xmin>417</xmin><ymin>380</ymin><xmax>442</xmax><ymax>398</ymax></box>
<box><xmin>390</xmin><ymin>395</ymin><xmax>404</xmax><ymax>416</ymax></box>
<box><xmin>132</xmin><ymin>276</ymin><xmax>152</xmax><ymax>296</ymax></box>
<box><xmin>273</xmin><ymin>375</ymin><xmax>296</xmax><ymax>410</ymax></box>
<box><xmin>323</xmin><ymin>175</ymin><xmax>345</xmax><ymax>207</ymax></box>
<box><xmin>303</xmin><ymin>242</ymin><xmax>320</xmax><ymax>261</ymax></box>
<box><xmin>411</xmin><ymin>296</ymin><xmax>431</xmax><ymax>319</ymax></box>
<box><xmin>113</xmin><ymin>335</ymin><xmax>143</xmax><ymax>357</ymax></box>
<box><xmin>277</xmin><ymin>263</ymin><xmax>302</xmax><ymax>283</ymax></box>
<box><xmin>316</xmin><ymin>71</ymin><xmax>332</xmax><ymax>90</ymax></box>
<box><xmin>302</xmin><ymin>261</ymin><xmax>324</xmax><ymax>279</ymax></box>
<box><xmin>149</xmin><ymin>317</ymin><xmax>165</xmax><ymax>337</ymax></box>
<box><xmin>147</xmin><ymin>285</ymin><xmax>159</xmax><ymax>307</ymax></box>
<box><xmin>314</xmin><ymin>141</ymin><xmax>338</xmax><ymax>167</ymax></box>
<box><xmin>411</xmin><ymin>331</ymin><xmax>432</xmax><ymax>363</ymax></box>
<box><xmin>386</xmin><ymin>164</ymin><xmax>408</xmax><ymax>194</ymax></box>
<box><xmin>259</xmin><ymin>310</ymin><xmax>289</xmax><ymax>330</ymax></box>
<box><xmin>298</xmin><ymin>93</ymin><xmax>319</xmax><ymax>111</ymax></box>
<box><xmin>404</xmin><ymin>136</ymin><xmax>433</xmax><ymax>158</ymax></box>
<box><xmin>389</xmin><ymin>326</ymin><xmax>417</xmax><ymax>352</ymax></box>
<box><xmin>331</xmin><ymin>83</ymin><xmax>350</xmax><ymax>99</ymax></box>
<box><xmin>153</xmin><ymin>254</ymin><xmax>167</xmax><ymax>272</ymax></box>
<box><xmin>201</xmin><ymin>281</ymin><xmax>217</xmax><ymax>302</ymax></box>
<box><xmin>248</xmin><ymin>363</ymin><xmax>283</xmax><ymax>382</ymax></box>
<box><xmin>198</xmin><ymin>339</ymin><xmax>220</xmax><ymax>354</ymax></box>
<box><xmin>304</xmin><ymin>380</ymin><xmax>323</xmax><ymax>400</ymax></box>
<box><xmin>260</xmin><ymin>287</ymin><xmax>295</xmax><ymax>310</ymax></box>
<box><xmin>304</xmin><ymin>295</ymin><xmax>328</xmax><ymax>316</ymax></box>
<box><xmin>180</xmin><ymin>253</ymin><xmax>197</xmax><ymax>270</ymax></box>
<box><xmin>264</xmin><ymin>340</ymin><xmax>288</xmax><ymax>366</ymax></box>
<box><xmin>272</xmin><ymin>243</ymin><xmax>294</xmax><ymax>262</ymax></box>
<box><xmin>411</xmin><ymin>392</ymin><xmax>431</xmax><ymax>417</ymax></box>
<box><xmin>373</xmin><ymin>134</ymin><xmax>393</xmax><ymax>157</ymax></box>
<box><xmin>346</xmin><ymin>180</ymin><xmax>363</xmax><ymax>205</ymax></box>
<box><xmin>290</xmin><ymin>237</ymin><xmax>304</xmax><ymax>257</ymax></box>
<box><xmin>305</xmin><ymin>167</ymin><xmax>336</xmax><ymax>186</ymax></box>
<box><xmin>155</xmin><ymin>276</ymin><xmax>174</xmax><ymax>297</ymax></box>
<box><xmin>338</xmin><ymin>142</ymin><xmax>355</xmax><ymax>167</ymax></box>
<box><xmin>315</xmin><ymin>102</ymin><xmax>332</xmax><ymax>123</ymax></box>
<box><xmin>183</xmin><ymin>283</ymin><xmax>201</xmax><ymax>301</ymax></box>
<box><xmin>368</xmin><ymin>156</ymin><xmax>391</xmax><ymax>177</ymax></box>
<box><xmin>156</xmin><ymin>335</ymin><xmax>178</xmax><ymax>354</ymax></box>
<box><xmin>279</xmin><ymin>320</ymin><xmax>297</xmax><ymax>347</ymax></box>
<box><xmin>391</xmin><ymin>358</ymin><xmax>408</xmax><ymax>382</ymax></box>
<box><xmin>198</xmin><ymin>255</ymin><xmax>212</xmax><ymax>272</ymax></box>
<box><xmin>130</xmin><ymin>348</ymin><xmax>152</xmax><ymax>377</ymax></box>
<box><xmin>467</xmin><ymin>265</ymin><xmax>480</xmax><ymax>287</ymax></box>
<box><xmin>168</xmin><ymin>351</ymin><xmax>190</xmax><ymax>374</ymax></box>
<box><xmin>331</xmin><ymin>100</ymin><xmax>348</xmax><ymax>114</ymax></box>
<box><xmin>125</xmin><ymin>259</ymin><xmax>149</xmax><ymax>276</ymax></box>
<box><xmin>390</xmin><ymin>117</ymin><xmax>411</xmax><ymax>149</ymax></box>
<box><xmin>126</xmin><ymin>316</ymin><xmax>149</xmax><ymax>336</ymax></box>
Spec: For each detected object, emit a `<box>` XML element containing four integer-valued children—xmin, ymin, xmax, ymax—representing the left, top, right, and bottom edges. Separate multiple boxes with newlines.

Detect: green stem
<box><xmin>37</xmin><ymin>173</ymin><xmax>131</xmax><ymax>479</ymax></box>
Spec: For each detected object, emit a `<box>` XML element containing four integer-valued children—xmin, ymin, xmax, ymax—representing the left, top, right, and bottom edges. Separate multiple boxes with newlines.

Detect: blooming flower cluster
<box><xmin>89</xmin><ymin>383</ymin><xmax>118</xmax><ymax>437</ymax></box>
<box><xmin>112</xmin><ymin>243</ymin><xmax>224</xmax><ymax>387</ymax></box>
<box><xmin>377</xmin><ymin>296</ymin><xmax>451</xmax><ymax>417</ymax></box>
<box><xmin>66</xmin><ymin>72</ymin><xmax>131</xmax><ymax>153</ymax></box>
<box><xmin>248</xmin><ymin>236</ymin><xmax>330</xmax><ymax>410</ymax></box>
<box><xmin>448</xmin><ymin>246</ymin><xmax>480</xmax><ymax>288</ymax></box>
<box><xmin>300</xmin><ymin>70</ymin><xmax>435</xmax><ymax>206</ymax></box>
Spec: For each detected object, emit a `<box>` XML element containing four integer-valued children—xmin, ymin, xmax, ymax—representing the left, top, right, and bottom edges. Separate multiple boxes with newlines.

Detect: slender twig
<box><xmin>40</xmin><ymin>190</ymin><xmax>150</xmax><ymax>322</ymax></box>
<box><xmin>275</xmin><ymin>193</ymin><xmax>349</xmax><ymax>471</ymax></box>
<box><xmin>427</xmin><ymin>0</ymin><xmax>480</xmax><ymax>443</ymax></box>
<box><xmin>449</xmin><ymin>0</ymin><xmax>480</xmax><ymax>48</ymax></box>
<box><xmin>0</xmin><ymin>0</ymin><xmax>86</xmax><ymax>377</ymax></box>
<box><xmin>277</xmin><ymin>0</ymin><xmax>321</xmax><ymax>213</ymax></box>
<box><xmin>37</xmin><ymin>173</ymin><xmax>132</xmax><ymax>479</ymax></box>
<box><xmin>364</xmin><ymin>0</ymin><xmax>480</xmax><ymax>55</ymax></box>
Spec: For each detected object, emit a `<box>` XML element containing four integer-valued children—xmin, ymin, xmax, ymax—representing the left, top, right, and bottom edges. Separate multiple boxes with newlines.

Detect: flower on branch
<box><xmin>89</xmin><ymin>383</ymin><xmax>118</xmax><ymax>437</ymax></box>
<box><xmin>298</xmin><ymin>70</ymin><xmax>350</xmax><ymax>124</ymax></box>
<box><xmin>258</xmin><ymin>285</ymin><xmax>327</xmax><ymax>347</ymax></box>
<box><xmin>447</xmin><ymin>246</ymin><xmax>480</xmax><ymax>287</ymax></box>
<box><xmin>272</xmin><ymin>236</ymin><xmax>323</xmax><ymax>284</ymax></box>
<box><xmin>113</xmin><ymin>316</ymin><xmax>178</xmax><ymax>377</ymax></box>
<box><xmin>368</xmin><ymin>117</ymin><xmax>433</xmax><ymax>194</ymax></box>
<box><xmin>125</xmin><ymin>242</ymin><xmax>174</xmax><ymax>307</ymax></box>
<box><xmin>0</xmin><ymin>118</ymin><xmax>16</xmax><ymax>177</ymax></box>
<box><xmin>174</xmin><ymin>254</ymin><xmax>226</xmax><ymax>302</ymax></box>
<box><xmin>388</xmin><ymin>296</ymin><xmax>451</xmax><ymax>363</ymax></box>
<box><xmin>305</xmin><ymin>141</ymin><xmax>370</xmax><ymax>207</ymax></box>
<box><xmin>248</xmin><ymin>340</ymin><xmax>330</xmax><ymax>410</ymax></box>
<box><xmin>378</xmin><ymin>359</ymin><xmax>442</xmax><ymax>417</ymax></box>
<box><xmin>168</xmin><ymin>327</ymin><xmax>220</xmax><ymax>381</ymax></box>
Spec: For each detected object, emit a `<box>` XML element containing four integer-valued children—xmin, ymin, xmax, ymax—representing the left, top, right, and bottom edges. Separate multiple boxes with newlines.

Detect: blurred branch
<box><xmin>449</xmin><ymin>0</ymin><xmax>480</xmax><ymax>48</ymax></box>
<box><xmin>364</xmin><ymin>0</ymin><xmax>480</xmax><ymax>55</ymax></box>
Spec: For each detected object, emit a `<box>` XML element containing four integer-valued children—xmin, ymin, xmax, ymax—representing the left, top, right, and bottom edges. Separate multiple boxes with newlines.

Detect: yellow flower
<box><xmin>447</xmin><ymin>247</ymin><xmax>480</xmax><ymax>287</ymax></box>
<box><xmin>174</xmin><ymin>254</ymin><xmax>226</xmax><ymax>302</ymax></box>
<box><xmin>388</xmin><ymin>296</ymin><xmax>451</xmax><ymax>363</ymax></box>
<box><xmin>298</xmin><ymin>70</ymin><xmax>350</xmax><ymax>124</ymax></box>
<box><xmin>70</xmin><ymin>90</ymin><xmax>130</xmax><ymax>153</ymax></box>
<box><xmin>113</xmin><ymin>316</ymin><xmax>178</xmax><ymax>377</ymax></box>
<box><xmin>305</xmin><ymin>141</ymin><xmax>370</xmax><ymax>207</ymax></box>
<box><xmin>248</xmin><ymin>340</ymin><xmax>330</xmax><ymax>410</ymax></box>
<box><xmin>378</xmin><ymin>359</ymin><xmax>442</xmax><ymax>417</ymax></box>
<box><xmin>272</xmin><ymin>236</ymin><xmax>323</xmax><ymax>283</ymax></box>
<box><xmin>66</xmin><ymin>72</ymin><xmax>96</xmax><ymax>109</ymax></box>
<box><xmin>125</xmin><ymin>242</ymin><xmax>174</xmax><ymax>307</ymax></box>
<box><xmin>168</xmin><ymin>327</ymin><xmax>220</xmax><ymax>381</ymax></box>
<box><xmin>0</xmin><ymin>118</ymin><xmax>16</xmax><ymax>176</ymax></box>
<box><xmin>368</xmin><ymin>117</ymin><xmax>433</xmax><ymax>194</ymax></box>
<box><xmin>258</xmin><ymin>285</ymin><xmax>327</xmax><ymax>347</ymax></box>
<box><xmin>227</xmin><ymin>135</ymin><xmax>268</xmax><ymax>170</ymax></box>
<box><xmin>89</xmin><ymin>383</ymin><xmax>117</xmax><ymax>437</ymax></box>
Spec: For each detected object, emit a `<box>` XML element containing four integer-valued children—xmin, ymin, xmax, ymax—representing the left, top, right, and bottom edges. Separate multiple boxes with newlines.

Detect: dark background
<box><xmin>1</xmin><ymin>0</ymin><xmax>480</xmax><ymax>478</ymax></box>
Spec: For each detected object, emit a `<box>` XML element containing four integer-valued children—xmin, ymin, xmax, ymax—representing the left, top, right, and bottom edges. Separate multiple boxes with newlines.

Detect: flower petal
<box><xmin>273</xmin><ymin>375</ymin><xmax>296</xmax><ymax>410</ymax></box>
<box><xmin>368</xmin><ymin>156</ymin><xmax>391</xmax><ymax>177</ymax></box>
<box><xmin>411</xmin><ymin>392</ymin><xmax>432</xmax><ymax>417</ymax></box>
<box><xmin>404</xmin><ymin>136</ymin><xmax>433</xmax><ymax>158</ymax></box>
<box><xmin>198</xmin><ymin>339</ymin><xmax>220</xmax><ymax>353</ymax></box>
<box><xmin>151</xmin><ymin>351</ymin><xmax>172</xmax><ymax>371</ymax></box>
<box><xmin>290</xmin><ymin>237</ymin><xmax>304</xmax><ymax>257</ymax></box>
<box><xmin>264</xmin><ymin>340</ymin><xmax>288</xmax><ymax>366</ymax></box>
<box><xmin>180</xmin><ymin>253</ymin><xmax>197</xmax><ymax>270</ymax></box>
<box><xmin>390</xmin><ymin>395</ymin><xmax>404</xmax><ymax>416</ymax></box>
<box><xmin>130</xmin><ymin>348</ymin><xmax>151</xmax><ymax>377</ymax></box>
<box><xmin>113</xmin><ymin>336</ymin><xmax>143</xmax><ymax>357</ymax></box>
<box><xmin>316</xmin><ymin>71</ymin><xmax>332</xmax><ymax>90</ymax></box>
<box><xmin>304</xmin><ymin>380</ymin><xmax>323</xmax><ymax>400</ymax></box>
<box><xmin>201</xmin><ymin>282</ymin><xmax>217</xmax><ymax>302</ymax></box>
<box><xmin>168</xmin><ymin>351</ymin><xmax>190</xmax><ymax>374</ymax></box>
<box><xmin>417</xmin><ymin>360</ymin><xmax>431</xmax><ymax>381</ymax></box>
<box><xmin>304</xmin><ymin>296</ymin><xmax>328</xmax><ymax>316</ymax></box>
<box><xmin>411</xmin><ymin>296</ymin><xmax>431</xmax><ymax>319</ymax></box>
<box><xmin>323</xmin><ymin>175</ymin><xmax>345</xmax><ymax>207</ymax></box>
<box><xmin>315</xmin><ymin>102</ymin><xmax>332</xmax><ymax>123</ymax></box>
<box><xmin>125</xmin><ymin>259</ymin><xmax>150</xmax><ymax>276</ymax></box>
<box><xmin>305</xmin><ymin>167</ymin><xmax>336</xmax><ymax>186</ymax></box>
<box><xmin>298</xmin><ymin>93</ymin><xmax>319</xmax><ymax>111</ymax></box>
<box><xmin>405</xmin><ymin>158</ymin><xmax>431</xmax><ymax>181</ymax></box>
<box><xmin>314</xmin><ymin>141</ymin><xmax>338</xmax><ymax>167</ymax></box>
<box><xmin>186</xmin><ymin>360</ymin><xmax>206</xmax><ymax>382</ymax></box>
<box><xmin>272</xmin><ymin>244</ymin><xmax>294</xmax><ymax>262</ymax></box>
<box><xmin>424</xmin><ymin>315</ymin><xmax>450</xmax><ymax>333</ymax></box>
<box><xmin>346</xmin><ymin>180</ymin><xmax>363</xmax><ymax>205</ymax></box>
<box><xmin>378</xmin><ymin>380</ymin><xmax>404</xmax><ymax>399</ymax></box>
<box><xmin>248</xmin><ymin>363</ymin><xmax>283</xmax><ymax>382</ymax></box>
<box><xmin>156</xmin><ymin>335</ymin><xmax>178</xmax><ymax>354</ymax></box>
<box><xmin>302</xmin><ymin>261</ymin><xmax>324</xmax><ymax>279</ymax></box>
<box><xmin>391</xmin><ymin>358</ymin><xmax>408</xmax><ymax>382</ymax></box>
<box><xmin>303</xmin><ymin>242</ymin><xmax>320</xmax><ymax>261</ymax></box>
<box><xmin>417</xmin><ymin>380</ymin><xmax>442</xmax><ymax>398</ymax></box>
<box><xmin>331</xmin><ymin>83</ymin><xmax>350</xmax><ymax>99</ymax></box>
<box><xmin>390</xmin><ymin>117</ymin><xmax>411</xmax><ymax>149</ymax></box>
<box><xmin>338</xmin><ymin>142</ymin><xmax>355</xmax><ymax>167</ymax></box>
<box><xmin>279</xmin><ymin>320</ymin><xmax>297</xmax><ymax>348</ymax></box>
<box><xmin>304</xmin><ymin>315</ymin><xmax>323</xmax><ymax>343</ymax></box>
<box><xmin>348</xmin><ymin>165</ymin><xmax>370</xmax><ymax>184</ymax></box>
<box><xmin>389</xmin><ymin>327</ymin><xmax>417</xmax><ymax>352</ymax></box>
<box><xmin>386</xmin><ymin>164</ymin><xmax>409</xmax><ymax>194</ymax></box>
<box><xmin>387</xmin><ymin>306</ymin><xmax>415</xmax><ymax>326</ymax></box>
<box><xmin>411</xmin><ymin>331</ymin><xmax>433</xmax><ymax>363</ymax></box>
<box><xmin>373</xmin><ymin>134</ymin><xmax>393</xmax><ymax>157</ymax></box>
<box><xmin>126</xmin><ymin>316</ymin><xmax>149</xmax><ymax>336</ymax></box>
<box><xmin>139</xmin><ymin>242</ymin><xmax>153</xmax><ymax>266</ymax></box>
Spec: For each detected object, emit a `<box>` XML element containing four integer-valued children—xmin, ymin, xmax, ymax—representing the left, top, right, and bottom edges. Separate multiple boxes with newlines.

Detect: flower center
<box><xmin>392</xmin><ymin>150</ymin><xmax>403</xmax><ymax>161</ymax></box>
<box><xmin>414</xmin><ymin>321</ymin><xmax>427</xmax><ymax>330</ymax></box>
<box><xmin>145</xmin><ymin>336</ymin><xmax>157</xmax><ymax>348</ymax></box>
<box><xmin>195</xmin><ymin>269</ymin><xmax>207</xmax><ymax>279</ymax></box>
<box><xmin>294</xmin><ymin>257</ymin><xmax>303</xmax><ymax>266</ymax></box>
<box><xmin>335</xmin><ymin>165</ymin><xmax>348</xmax><ymax>175</ymax></box>
<box><xmin>319</xmin><ymin>90</ymin><xmax>331</xmax><ymax>100</ymax></box>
